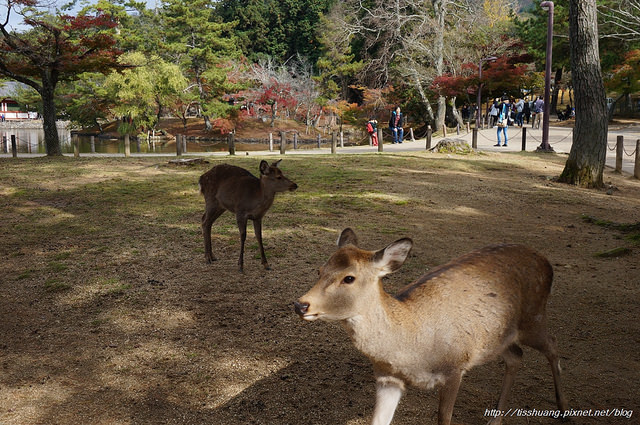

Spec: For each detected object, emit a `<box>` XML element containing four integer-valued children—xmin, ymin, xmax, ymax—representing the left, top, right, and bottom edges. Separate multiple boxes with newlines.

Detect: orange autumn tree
<box><xmin>0</xmin><ymin>1</ymin><xmax>122</xmax><ymax>155</ymax></box>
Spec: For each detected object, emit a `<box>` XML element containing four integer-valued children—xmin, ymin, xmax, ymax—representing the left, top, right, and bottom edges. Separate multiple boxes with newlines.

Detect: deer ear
<box><xmin>259</xmin><ymin>160</ymin><xmax>270</xmax><ymax>175</ymax></box>
<box><xmin>271</xmin><ymin>159</ymin><xmax>282</xmax><ymax>168</ymax></box>
<box><xmin>373</xmin><ymin>238</ymin><xmax>412</xmax><ymax>276</ymax></box>
<box><xmin>337</xmin><ymin>228</ymin><xmax>359</xmax><ymax>247</ymax></box>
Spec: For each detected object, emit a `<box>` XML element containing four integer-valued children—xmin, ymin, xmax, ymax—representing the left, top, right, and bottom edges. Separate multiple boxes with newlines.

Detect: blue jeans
<box><xmin>497</xmin><ymin>126</ymin><xmax>508</xmax><ymax>144</ymax></box>
<box><xmin>390</xmin><ymin>127</ymin><xmax>404</xmax><ymax>143</ymax></box>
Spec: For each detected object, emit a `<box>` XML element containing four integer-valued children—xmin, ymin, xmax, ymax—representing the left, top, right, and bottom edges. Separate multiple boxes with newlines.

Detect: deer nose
<box><xmin>290</xmin><ymin>183</ymin><xmax>298</xmax><ymax>191</ymax></box>
<box><xmin>294</xmin><ymin>301</ymin><xmax>309</xmax><ymax>316</ymax></box>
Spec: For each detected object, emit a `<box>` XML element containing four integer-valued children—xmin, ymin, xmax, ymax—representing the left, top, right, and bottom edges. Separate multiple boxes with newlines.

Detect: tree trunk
<box><xmin>559</xmin><ymin>0</ymin><xmax>607</xmax><ymax>188</ymax></box>
<box><xmin>413</xmin><ymin>75</ymin><xmax>435</xmax><ymax>126</ymax></box>
<box><xmin>40</xmin><ymin>81</ymin><xmax>62</xmax><ymax>156</ymax></box>
<box><xmin>551</xmin><ymin>68</ymin><xmax>563</xmax><ymax>115</ymax></box>
<box><xmin>448</xmin><ymin>97</ymin><xmax>464</xmax><ymax>128</ymax></box>
<box><xmin>432</xmin><ymin>1</ymin><xmax>446</xmax><ymax>130</ymax></box>
<box><xmin>270</xmin><ymin>100</ymin><xmax>278</xmax><ymax>127</ymax></box>
<box><xmin>435</xmin><ymin>96</ymin><xmax>446</xmax><ymax>131</ymax></box>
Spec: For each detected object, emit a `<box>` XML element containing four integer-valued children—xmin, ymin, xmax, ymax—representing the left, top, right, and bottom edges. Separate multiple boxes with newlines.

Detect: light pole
<box><xmin>538</xmin><ymin>1</ymin><xmax>554</xmax><ymax>151</ymax></box>
<box><xmin>476</xmin><ymin>56</ymin><xmax>497</xmax><ymax>130</ymax></box>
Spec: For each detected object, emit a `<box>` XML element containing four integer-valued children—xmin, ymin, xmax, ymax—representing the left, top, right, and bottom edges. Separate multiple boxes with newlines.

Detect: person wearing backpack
<box><xmin>388</xmin><ymin>106</ymin><xmax>404</xmax><ymax>144</ymax></box>
<box><xmin>366</xmin><ymin>118</ymin><xmax>378</xmax><ymax>146</ymax></box>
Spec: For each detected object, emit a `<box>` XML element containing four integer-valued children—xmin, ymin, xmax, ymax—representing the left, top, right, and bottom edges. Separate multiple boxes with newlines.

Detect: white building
<box><xmin>0</xmin><ymin>81</ymin><xmax>34</xmax><ymax>120</ymax></box>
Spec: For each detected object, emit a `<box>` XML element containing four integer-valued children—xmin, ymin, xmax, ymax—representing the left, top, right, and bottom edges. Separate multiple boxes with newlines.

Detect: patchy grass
<box><xmin>582</xmin><ymin>214</ymin><xmax>640</xmax><ymax>248</ymax></box>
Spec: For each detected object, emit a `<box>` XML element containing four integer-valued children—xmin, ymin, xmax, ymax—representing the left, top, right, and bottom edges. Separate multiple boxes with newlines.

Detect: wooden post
<box><xmin>228</xmin><ymin>131</ymin><xmax>236</xmax><ymax>155</ymax></box>
<box><xmin>331</xmin><ymin>131</ymin><xmax>337</xmax><ymax>154</ymax></box>
<box><xmin>293</xmin><ymin>132</ymin><xmax>298</xmax><ymax>149</ymax></box>
<box><xmin>521</xmin><ymin>127</ymin><xmax>527</xmax><ymax>151</ymax></box>
<box><xmin>11</xmin><ymin>135</ymin><xmax>17</xmax><ymax>157</ymax></box>
<box><xmin>340</xmin><ymin>131</ymin><xmax>344</xmax><ymax>148</ymax></box>
<box><xmin>456</xmin><ymin>124</ymin><xmax>460</xmax><ymax>135</ymax></box>
<box><xmin>410</xmin><ymin>128</ymin><xmax>415</xmax><ymax>141</ymax></box>
<box><xmin>471</xmin><ymin>128</ymin><xmax>477</xmax><ymax>150</ymax></box>
<box><xmin>269</xmin><ymin>133</ymin><xmax>273</xmax><ymax>151</ymax></box>
<box><xmin>280</xmin><ymin>131</ymin><xmax>286</xmax><ymax>154</ymax></box>
<box><xmin>182</xmin><ymin>135</ymin><xmax>187</xmax><ymax>153</ymax></box>
<box><xmin>90</xmin><ymin>135</ymin><xmax>95</xmax><ymax>153</ymax></box>
<box><xmin>74</xmin><ymin>134</ymin><xmax>79</xmax><ymax>157</ymax></box>
<box><xmin>616</xmin><ymin>135</ymin><xmax>623</xmax><ymax>173</ymax></box>
<box><xmin>377</xmin><ymin>128</ymin><xmax>383</xmax><ymax>152</ymax></box>
<box><xmin>466</xmin><ymin>122</ymin><xmax>470</xmax><ymax>133</ymax></box>
<box><xmin>442</xmin><ymin>125</ymin><xmax>447</xmax><ymax>138</ymax></box>
<box><xmin>317</xmin><ymin>134</ymin><xmax>321</xmax><ymax>148</ymax></box>
<box><xmin>634</xmin><ymin>139</ymin><xmax>640</xmax><ymax>179</ymax></box>
<box><xmin>124</xmin><ymin>134</ymin><xmax>131</xmax><ymax>157</ymax></box>
<box><xmin>426</xmin><ymin>126</ymin><xmax>433</xmax><ymax>150</ymax></box>
<box><xmin>176</xmin><ymin>134</ymin><xmax>182</xmax><ymax>156</ymax></box>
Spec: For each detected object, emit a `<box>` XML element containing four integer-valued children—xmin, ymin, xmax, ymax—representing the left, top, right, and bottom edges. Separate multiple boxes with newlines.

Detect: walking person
<box><xmin>523</xmin><ymin>99</ymin><xmax>531</xmax><ymax>124</ymax></box>
<box><xmin>515</xmin><ymin>98</ymin><xmax>525</xmax><ymax>127</ymax></box>
<box><xmin>532</xmin><ymin>96</ymin><xmax>544</xmax><ymax>129</ymax></box>
<box><xmin>388</xmin><ymin>106</ymin><xmax>404</xmax><ymax>144</ymax></box>
<box><xmin>494</xmin><ymin>96</ymin><xmax>511</xmax><ymax>147</ymax></box>
<box><xmin>489</xmin><ymin>99</ymin><xmax>499</xmax><ymax>127</ymax></box>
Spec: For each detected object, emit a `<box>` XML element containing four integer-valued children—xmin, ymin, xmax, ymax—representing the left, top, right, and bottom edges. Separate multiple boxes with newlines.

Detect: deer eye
<box><xmin>342</xmin><ymin>276</ymin><xmax>356</xmax><ymax>284</ymax></box>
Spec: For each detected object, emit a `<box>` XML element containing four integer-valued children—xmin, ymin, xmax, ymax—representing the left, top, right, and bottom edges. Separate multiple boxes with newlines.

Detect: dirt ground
<box><xmin>1</xmin><ymin>150</ymin><xmax>639</xmax><ymax>425</ymax></box>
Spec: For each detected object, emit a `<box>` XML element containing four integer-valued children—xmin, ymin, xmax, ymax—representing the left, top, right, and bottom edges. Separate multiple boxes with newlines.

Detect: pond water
<box><xmin>0</xmin><ymin>128</ymin><xmax>357</xmax><ymax>154</ymax></box>
<box><xmin>0</xmin><ymin>128</ymin><xmax>237</xmax><ymax>154</ymax></box>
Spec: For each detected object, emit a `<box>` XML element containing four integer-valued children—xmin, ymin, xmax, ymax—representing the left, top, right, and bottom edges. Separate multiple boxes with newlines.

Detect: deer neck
<box><xmin>342</xmin><ymin>283</ymin><xmax>413</xmax><ymax>360</ymax></box>
<box><xmin>259</xmin><ymin>177</ymin><xmax>277</xmax><ymax>200</ymax></box>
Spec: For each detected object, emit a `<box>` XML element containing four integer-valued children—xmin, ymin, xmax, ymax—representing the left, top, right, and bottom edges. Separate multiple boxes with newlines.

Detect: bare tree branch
<box><xmin>598</xmin><ymin>0</ymin><xmax>640</xmax><ymax>40</ymax></box>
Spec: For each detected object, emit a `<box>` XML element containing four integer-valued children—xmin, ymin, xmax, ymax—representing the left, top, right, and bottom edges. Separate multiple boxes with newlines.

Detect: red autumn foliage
<box><xmin>431</xmin><ymin>56</ymin><xmax>530</xmax><ymax>98</ymax></box>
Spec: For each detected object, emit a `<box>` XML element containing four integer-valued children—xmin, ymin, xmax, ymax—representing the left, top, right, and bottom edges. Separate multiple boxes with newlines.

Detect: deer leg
<box><xmin>438</xmin><ymin>370</ymin><xmax>462</xmax><ymax>425</ymax></box>
<box><xmin>523</xmin><ymin>331</ymin><xmax>569</xmax><ymax>416</ymax></box>
<box><xmin>202</xmin><ymin>204</ymin><xmax>224</xmax><ymax>263</ymax></box>
<box><xmin>236</xmin><ymin>214</ymin><xmax>248</xmax><ymax>272</ymax></box>
<box><xmin>487</xmin><ymin>344</ymin><xmax>523</xmax><ymax>425</ymax></box>
<box><xmin>253</xmin><ymin>218</ymin><xmax>270</xmax><ymax>270</ymax></box>
<box><xmin>371</xmin><ymin>376</ymin><xmax>405</xmax><ymax>425</ymax></box>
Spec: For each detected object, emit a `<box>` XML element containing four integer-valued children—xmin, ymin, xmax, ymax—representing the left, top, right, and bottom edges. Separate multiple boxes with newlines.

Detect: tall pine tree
<box><xmin>161</xmin><ymin>0</ymin><xmax>241</xmax><ymax>130</ymax></box>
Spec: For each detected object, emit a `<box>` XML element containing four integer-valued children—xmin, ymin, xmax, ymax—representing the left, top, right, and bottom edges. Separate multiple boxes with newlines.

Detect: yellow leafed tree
<box><xmin>484</xmin><ymin>0</ymin><xmax>515</xmax><ymax>27</ymax></box>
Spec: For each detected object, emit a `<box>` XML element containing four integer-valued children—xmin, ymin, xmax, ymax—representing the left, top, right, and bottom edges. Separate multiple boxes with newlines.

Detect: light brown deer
<box><xmin>294</xmin><ymin>228</ymin><xmax>568</xmax><ymax>425</ymax></box>
<box><xmin>199</xmin><ymin>160</ymin><xmax>297</xmax><ymax>272</ymax></box>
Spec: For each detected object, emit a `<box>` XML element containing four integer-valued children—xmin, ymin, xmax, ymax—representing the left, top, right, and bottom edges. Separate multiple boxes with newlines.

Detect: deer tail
<box><xmin>198</xmin><ymin>174</ymin><xmax>205</xmax><ymax>195</ymax></box>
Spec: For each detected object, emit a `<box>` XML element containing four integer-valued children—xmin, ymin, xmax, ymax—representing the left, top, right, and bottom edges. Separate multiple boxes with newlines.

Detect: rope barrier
<box><xmin>622</xmin><ymin>144</ymin><xmax>637</xmax><ymax>156</ymax></box>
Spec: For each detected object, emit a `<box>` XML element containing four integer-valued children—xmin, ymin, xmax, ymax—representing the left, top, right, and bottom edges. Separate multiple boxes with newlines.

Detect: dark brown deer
<box><xmin>199</xmin><ymin>160</ymin><xmax>297</xmax><ymax>272</ymax></box>
<box><xmin>295</xmin><ymin>228</ymin><xmax>568</xmax><ymax>425</ymax></box>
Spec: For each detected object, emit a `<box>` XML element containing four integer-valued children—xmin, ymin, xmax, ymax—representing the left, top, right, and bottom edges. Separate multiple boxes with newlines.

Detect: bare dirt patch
<box><xmin>0</xmin><ymin>152</ymin><xmax>638</xmax><ymax>424</ymax></box>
